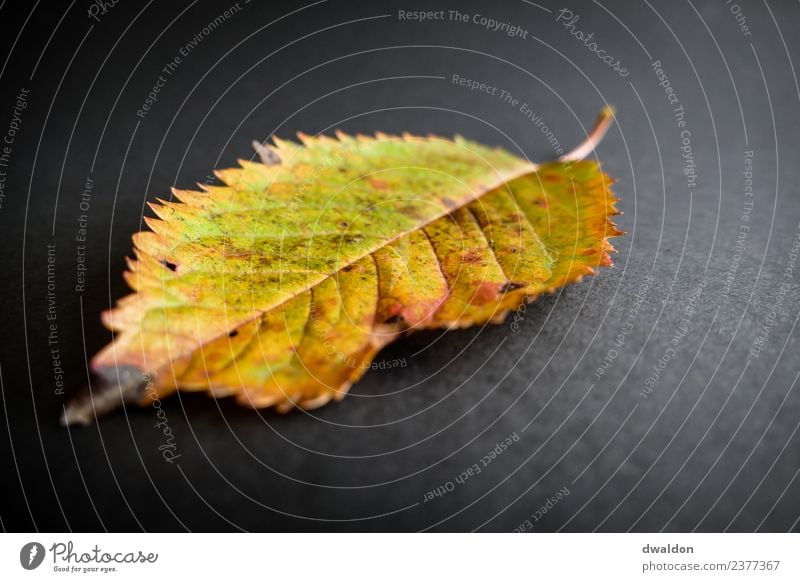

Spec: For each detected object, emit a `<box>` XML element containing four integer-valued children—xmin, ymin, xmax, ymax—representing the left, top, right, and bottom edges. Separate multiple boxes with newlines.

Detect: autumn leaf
<box><xmin>63</xmin><ymin>108</ymin><xmax>621</xmax><ymax>425</ymax></box>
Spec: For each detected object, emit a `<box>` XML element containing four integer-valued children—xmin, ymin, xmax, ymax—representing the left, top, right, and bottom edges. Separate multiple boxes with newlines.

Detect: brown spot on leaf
<box><xmin>399</xmin><ymin>204</ymin><xmax>422</xmax><ymax>219</ymax></box>
<box><xmin>499</xmin><ymin>281</ymin><xmax>525</xmax><ymax>293</ymax></box>
<box><xmin>470</xmin><ymin>282</ymin><xmax>501</xmax><ymax>305</ymax></box>
<box><xmin>462</xmin><ymin>250</ymin><xmax>483</xmax><ymax>264</ymax></box>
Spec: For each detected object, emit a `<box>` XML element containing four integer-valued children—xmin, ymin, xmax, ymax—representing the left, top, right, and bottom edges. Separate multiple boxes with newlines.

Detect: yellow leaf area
<box><xmin>93</xmin><ymin>132</ymin><xmax>620</xmax><ymax>412</ymax></box>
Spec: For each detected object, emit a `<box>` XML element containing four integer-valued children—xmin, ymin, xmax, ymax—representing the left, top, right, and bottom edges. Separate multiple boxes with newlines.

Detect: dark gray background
<box><xmin>1</xmin><ymin>0</ymin><xmax>799</xmax><ymax>532</ymax></box>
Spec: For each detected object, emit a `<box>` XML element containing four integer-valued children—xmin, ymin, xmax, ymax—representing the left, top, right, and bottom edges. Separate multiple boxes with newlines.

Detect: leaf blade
<box><xmin>70</xmin><ymin>120</ymin><xmax>621</xmax><ymax>424</ymax></box>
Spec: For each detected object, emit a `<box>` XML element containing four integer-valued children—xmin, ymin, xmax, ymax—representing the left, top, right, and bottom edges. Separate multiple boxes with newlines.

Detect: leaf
<box><xmin>63</xmin><ymin>109</ymin><xmax>621</xmax><ymax>425</ymax></box>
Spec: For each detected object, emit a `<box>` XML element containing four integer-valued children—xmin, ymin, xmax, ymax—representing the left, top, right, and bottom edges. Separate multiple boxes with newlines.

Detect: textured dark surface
<box><xmin>1</xmin><ymin>0</ymin><xmax>799</xmax><ymax>532</ymax></box>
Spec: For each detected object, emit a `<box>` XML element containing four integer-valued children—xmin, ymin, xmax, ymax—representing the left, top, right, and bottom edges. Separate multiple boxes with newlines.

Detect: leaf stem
<box><xmin>558</xmin><ymin>106</ymin><xmax>615</xmax><ymax>163</ymax></box>
<box><xmin>61</xmin><ymin>366</ymin><xmax>148</xmax><ymax>427</ymax></box>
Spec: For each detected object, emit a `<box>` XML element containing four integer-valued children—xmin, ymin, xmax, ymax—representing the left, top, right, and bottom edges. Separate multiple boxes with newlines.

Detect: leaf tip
<box><xmin>296</xmin><ymin>131</ymin><xmax>314</xmax><ymax>145</ymax></box>
<box><xmin>334</xmin><ymin>129</ymin><xmax>352</xmax><ymax>142</ymax></box>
